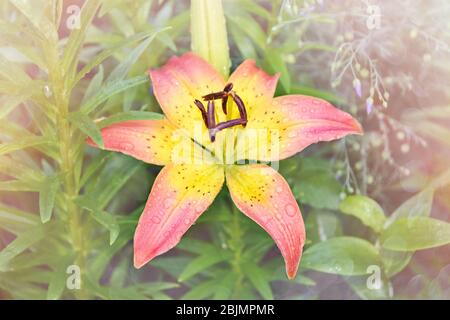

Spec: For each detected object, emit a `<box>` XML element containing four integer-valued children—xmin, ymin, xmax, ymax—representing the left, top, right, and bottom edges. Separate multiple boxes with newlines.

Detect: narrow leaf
<box><xmin>80</xmin><ymin>75</ymin><xmax>149</xmax><ymax>114</ymax></box>
<box><xmin>39</xmin><ymin>175</ymin><xmax>59</xmax><ymax>223</ymax></box>
<box><xmin>97</xmin><ymin>111</ymin><xmax>164</xmax><ymax>128</ymax></box>
<box><xmin>69</xmin><ymin>112</ymin><xmax>104</xmax><ymax>148</ymax></box>
<box><xmin>88</xmin><ymin>210</ymin><xmax>120</xmax><ymax>245</ymax></box>
<box><xmin>178</xmin><ymin>251</ymin><xmax>231</xmax><ymax>282</ymax></box>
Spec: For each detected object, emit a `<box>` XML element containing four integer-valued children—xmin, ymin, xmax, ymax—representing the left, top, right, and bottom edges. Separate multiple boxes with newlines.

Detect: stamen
<box><xmin>231</xmin><ymin>93</ymin><xmax>247</xmax><ymax>127</ymax></box>
<box><xmin>207</xmin><ymin>100</ymin><xmax>216</xmax><ymax>129</ymax></box>
<box><xmin>209</xmin><ymin>118</ymin><xmax>246</xmax><ymax>142</ymax></box>
<box><xmin>223</xmin><ymin>83</ymin><xmax>233</xmax><ymax>92</ymax></box>
<box><xmin>222</xmin><ymin>95</ymin><xmax>228</xmax><ymax>115</ymax></box>
<box><xmin>195</xmin><ymin>83</ymin><xmax>249</xmax><ymax>142</ymax></box>
<box><xmin>202</xmin><ymin>91</ymin><xmax>226</xmax><ymax>101</ymax></box>
<box><xmin>194</xmin><ymin>99</ymin><xmax>208</xmax><ymax>127</ymax></box>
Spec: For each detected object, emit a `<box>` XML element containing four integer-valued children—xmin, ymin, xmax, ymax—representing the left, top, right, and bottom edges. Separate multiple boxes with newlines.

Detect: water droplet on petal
<box><xmin>151</xmin><ymin>216</ymin><xmax>161</xmax><ymax>224</ymax></box>
<box><xmin>164</xmin><ymin>198</ymin><xmax>174</xmax><ymax>209</ymax></box>
<box><xmin>287</xmin><ymin>131</ymin><xmax>297</xmax><ymax>138</ymax></box>
<box><xmin>119</xmin><ymin>142</ymin><xmax>134</xmax><ymax>151</ymax></box>
<box><xmin>276</xmin><ymin>186</ymin><xmax>283</xmax><ymax>193</ymax></box>
<box><xmin>285</xmin><ymin>204</ymin><xmax>296</xmax><ymax>217</ymax></box>
<box><xmin>195</xmin><ymin>204</ymin><xmax>204</xmax><ymax>213</ymax></box>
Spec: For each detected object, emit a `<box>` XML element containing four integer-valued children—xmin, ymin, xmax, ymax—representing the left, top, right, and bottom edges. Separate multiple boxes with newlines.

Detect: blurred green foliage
<box><xmin>0</xmin><ymin>0</ymin><xmax>449</xmax><ymax>300</ymax></box>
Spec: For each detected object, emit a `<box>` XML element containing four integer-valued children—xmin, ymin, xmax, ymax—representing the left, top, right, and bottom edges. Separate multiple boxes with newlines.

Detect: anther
<box><xmin>194</xmin><ymin>99</ymin><xmax>208</xmax><ymax>128</ymax></box>
<box><xmin>231</xmin><ymin>93</ymin><xmax>247</xmax><ymax>127</ymax></box>
<box><xmin>195</xmin><ymin>83</ymin><xmax>248</xmax><ymax>142</ymax></box>
<box><xmin>207</xmin><ymin>100</ymin><xmax>216</xmax><ymax>129</ymax></box>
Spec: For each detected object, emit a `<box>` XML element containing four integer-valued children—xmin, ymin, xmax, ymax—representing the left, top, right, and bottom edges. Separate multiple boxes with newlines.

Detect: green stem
<box><xmin>46</xmin><ymin>41</ymin><xmax>87</xmax><ymax>299</ymax></box>
<box><xmin>227</xmin><ymin>204</ymin><xmax>245</xmax><ymax>298</ymax></box>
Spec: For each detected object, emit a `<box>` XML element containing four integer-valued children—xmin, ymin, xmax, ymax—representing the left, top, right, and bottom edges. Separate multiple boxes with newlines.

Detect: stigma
<box><xmin>194</xmin><ymin>83</ymin><xmax>248</xmax><ymax>142</ymax></box>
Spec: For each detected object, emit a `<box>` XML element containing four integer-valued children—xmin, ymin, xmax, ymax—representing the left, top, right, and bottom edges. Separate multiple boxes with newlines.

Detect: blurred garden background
<box><xmin>0</xmin><ymin>0</ymin><xmax>449</xmax><ymax>299</ymax></box>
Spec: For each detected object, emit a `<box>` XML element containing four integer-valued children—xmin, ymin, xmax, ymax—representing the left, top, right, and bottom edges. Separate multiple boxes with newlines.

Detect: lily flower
<box><xmin>87</xmin><ymin>53</ymin><xmax>362</xmax><ymax>279</ymax></box>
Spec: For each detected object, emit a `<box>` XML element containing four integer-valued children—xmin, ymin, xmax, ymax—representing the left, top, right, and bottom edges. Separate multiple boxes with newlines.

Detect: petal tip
<box><xmin>352</xmin><ymin>118</ymin><xmax>364</xmax><ymax>135</ymax></box>
<box><xmin>133</xmin><ymin>249</ymin><xmax>154</xmax><ymax>269</ymax></box>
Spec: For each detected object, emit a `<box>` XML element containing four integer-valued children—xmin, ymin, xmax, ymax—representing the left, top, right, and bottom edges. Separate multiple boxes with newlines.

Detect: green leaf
<box><xmin>242</xmin><ymin>261</ymin><xmax>274</xmax><ymax>300</ymax></box>
<box><xmin>0</xmin><ymin>180</ymin><xmax>41</xmax><ymax>192</ymax></box>
<box><xmin>291</xmin><ymin>84</ymin><xmax>346</xmax><ymax>105</ymax></box>
<box><xmin>0</xmin><ymin>227</ymin><xmax>45</xmax><ymax>271</ymax></box>
<box><xmin>182</xmin><ymin>279</ymin><xmax>217</xmax><ymax>300</ymax></box>
<box><xmin>228</xmin><ymin>21</ymin><xmax>257</xmax><ymax>59</ymax></box>
<box><xmin>150</xmin><ymin>257</ymin><xmax>192</xmax><ymax>279</ymax></box>
<box><xmin>69</xmin><ymin>112</ymin><xmax>104</xmax><ymax>148</ymax></box>
<box><xmin>8</xmin><ymin>0</ymin><xmax>58</xmax><ymax>41</ymax></box>
<box><xmin>39</xmin><ymin>174</ymin><xmax>59</xmax><ymax>223</ymax></box>
<box><xmin>97</xmin><ymin>111</ymin><xmax>164</xmax><ymax>128</ymax></box>
<box><xmin>347</xmin><ymin>275</ymin><xmax>393</xmax><ymax>300</ymax></box>
<box><xmin>0</xmin><ymin>203</ymin><xmax>39</xmax><ymax>234</ymax></box>
<box><xmin>94</xmin><ymin>157</ymin><xmax>142</xmax><ymax>209</ymax></box>
<box><xmin>0</xmin><ymin>137</ymin><xmax>51</xmax><ymax>156</ymax></box>
<box><xmin>0</xmin><ymin>95</ymin><xmax>30</xmax><ymax>120</ymax></box>
<box><xmin>106</xmin><ymin>32</ymin><xmax>158</xmax><ymax>83</ymax></box>
<box><xmin>73</xmin><ymin>28</ymin><xmax>169</xmax><ymax>87</ymax></box>
<box><xmin>62</xmin><ymin>0</ymin><xmax>103</xmax><ymax>78</ymax></box>
<box><xmin>81</xmin><ymin>65</ymin><xmax>104</xmax><ymax>104</ymax></box>
<box><xmin>302</xmin><ymin>237</ymin><xmax>381</xmax><ymax>276</ymax></box>
<box><xmin>385</xmin><ymin>188</ymin><xmax>434</xmax><ymax>227</ymax></box>
<box><xmin>89</xmin><ymin>230</ymin><xmax>133</xmax><ymax>283</ymax></box>
<box><xmin>109</xmin><ymin>258</ymin><xmax>129</xmax><ymax>287</ymax></box>
<box><xmin>212</xmin><ymin>272</ymin><xmax>237</xmax><ymax>299</ymax></box>
<box><xmin>178</xmin><ymin>250</ymin><xmax>231</xmax><ymax>282</ymax></box>
<box><xmin>226</xmin><ymin>10</ymin><xmax>266</xmax><ymax>51</ymax></box>
<box><xmin>305</xmin><ymin>209</ymin><xmax>342</xmax><ymax>243</ymax></box>
<box><xmin>79</xmin><ymin>152</ymin><xmax>113</xmax><ymax>188</ymax></box>
<box><xmin>381</xmin><ymin>217</ymin><xmax>450</xmax><ymax>251</ymax></box>
<box><xmin>88</xmin><ymin>210</ymin><xmax>120</xmax><ymax>245</ymax></box>
<box><xmin>238</xmin><ymin>0</ymin><xmax>272</xmax><ymax>20</ymax></box>
<box><xmin>263</xmin><ymin>48</ymin><xmax>291</xmax><ymax>94</ymax></box>
<box><xmin>80</xmin><ymin>75</ymin><xmax>149</xmax><ymax>114</ymax></box>
<box><xmin>293</xmin><ymin>164</ymin><xmax>342</xmax><ymax>210</ymax></box>
<box><xmin>380</xmin><ymin>249</ymin><xmax>412</xmax><ymax>277</ymax></box>
<box><xmin>47</xmin><ymin>255</ymin><xmax>72</xmax><ymax>300</ymax></box>
<box><xmin>339</xmin><ymin>195</ymin><xmax>386</xmax><ymax>233</ymax></box>
<box><xmin>381</xmin><ymin>188</ymin><xmax>434</xmax><ymax>276</ymax></box>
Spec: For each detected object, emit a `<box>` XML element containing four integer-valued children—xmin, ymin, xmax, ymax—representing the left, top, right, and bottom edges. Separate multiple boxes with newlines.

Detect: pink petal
<box><xmin>227</xmin><ymin>59</ymin><xmax>280</xmax><ymax>118</ymax></box>
<box><xmin>243</xmin><ymin>95</ymin><xmax>363</xmax><ymax>161</ymax></box>
<box><xmin>134</xmin><ymin>163</ymin><xmax>224</xmax><ymax>268</ymax></box>
<box><xmin>226</xmin><ymin>164</ymin><xmax>305</xmax><ymax>279</ymax></box>
<box><xmin>86</xmin><ymin>119</ymin><xmax>189</xmax><ymax>166</ymax></box>
<box><xmin>149</xmin><ymin>52</ymin><xmax>226</xmax><ymax>137</ymax></box>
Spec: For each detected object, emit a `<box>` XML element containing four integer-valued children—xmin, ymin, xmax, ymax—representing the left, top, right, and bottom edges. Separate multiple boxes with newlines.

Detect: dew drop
<box><xmin>276</xmin><ymin>186</ymin><xmax>283</xmax><ymax>193</ymax></box>
<box><xmin>119</xmin><ymin>142</ymin><xmax>134</xmax><ymax>151</ymax></box>
<box><xmin>195</xmin><ymin>204</ymin><xmax>204</xmax><ymax>213</ymax></box>
<box><xmin>287</xmin><ymin>131</ymin><xmax>297</xmax><ymax>138</ymax></box>
<box><xmin>164</xmin><ymin>198</ymin><xmax>174</xmax><ymax>209</ymax></box>
<box><xmin>285</xmin><ymin>204</ymin><xmax>296</xmax><ymax>217</ymax></box>
<box><xmin>151</xmin><ymin>216</ymin><xmax>161</xmax><ymax>224</ymax></box>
